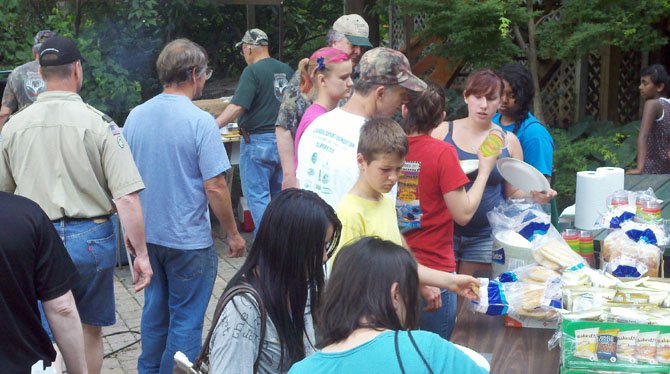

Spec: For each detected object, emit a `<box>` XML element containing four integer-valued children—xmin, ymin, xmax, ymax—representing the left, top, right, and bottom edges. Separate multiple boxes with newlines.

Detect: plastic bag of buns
<box><xmin>602</xmin><ymin>230</ymin><xmax>661</xmax><ymax>277</ymax></box>
<box><xmin>531</xmin><ymin>232</ymin><xmax>587</xmax><ymax>271</ymax></box>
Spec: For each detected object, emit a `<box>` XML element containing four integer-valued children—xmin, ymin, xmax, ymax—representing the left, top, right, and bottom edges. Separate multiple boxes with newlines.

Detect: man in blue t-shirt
<box><xmin>493</xmin><ymin>63</ymin><xmax>554</xmax><ymax>181</ymax></box>
<box><xmin>124</xmin><ymin>38</ymin><xmax>246</xmax><ymax>373</ymax></box>
<box><xmin>216</xmin><ymin>29</ymin><xmax>294</xmax><ymax>233</ymax></box>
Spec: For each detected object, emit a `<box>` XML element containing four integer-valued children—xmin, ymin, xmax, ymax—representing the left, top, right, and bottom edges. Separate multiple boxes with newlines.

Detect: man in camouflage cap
<box><xmin>0</xmin><ymin>30</ymin><xmax>55</xmax><ymax>129</ymax></box>
<box><xmin>275</xmin><ymin>14</ymin><xmax>373</xmax><ymax>190</ymax></box>
<box><xmin>296</xmin><ymin>47</ymin><xmax>426</xmax><ymax>209</ymax></box>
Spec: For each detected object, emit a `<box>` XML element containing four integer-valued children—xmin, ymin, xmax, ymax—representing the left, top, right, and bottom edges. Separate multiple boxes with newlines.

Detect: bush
<box><xmin>551</xmin><ymin>117</ymin><xmax>639</xmax><ymax>210</ymax></box>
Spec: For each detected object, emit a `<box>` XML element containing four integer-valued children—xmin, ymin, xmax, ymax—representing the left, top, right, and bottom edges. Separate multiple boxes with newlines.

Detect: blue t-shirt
<box><xmin>289</xmin><ymin>330</ymin><xmax>487</xmax><ymax>374</ymax></box>
<box><xmin>493</xmin><ymin>112</ymin><xmax>554</xmax><ymax>176</ymax></box>
<box><xmin>123</xmin><ymin>93</ymin><xmax>231</xmax><ymax>250</ymax></box>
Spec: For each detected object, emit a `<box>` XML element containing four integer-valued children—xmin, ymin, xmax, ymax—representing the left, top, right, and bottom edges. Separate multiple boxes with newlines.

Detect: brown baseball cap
<box><xmin>358</xmin><ymin>47</ymin><xmax>427</xmax><ymax>91</ymax></box>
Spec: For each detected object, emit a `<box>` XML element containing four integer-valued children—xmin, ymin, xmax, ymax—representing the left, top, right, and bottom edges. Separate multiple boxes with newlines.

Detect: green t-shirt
<box><xmin>231</xmin><ymin>57</ymin><xmax>294</xmax><ymax>134</ymax></box>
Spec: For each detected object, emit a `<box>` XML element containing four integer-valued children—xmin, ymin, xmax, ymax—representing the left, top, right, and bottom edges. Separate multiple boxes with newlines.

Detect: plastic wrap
<box><xmin>602</xmin><ymin>230</ymin><xmax>662</xmax><ymax>278</ymax></box>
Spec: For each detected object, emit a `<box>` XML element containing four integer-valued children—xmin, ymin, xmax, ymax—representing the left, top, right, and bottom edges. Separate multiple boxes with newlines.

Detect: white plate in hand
<box><xmin>497</xmin><ymin>158</ymin><xmax>550</xmax><ymax>193</ymax></box>
<box><xmin>460</xmin><ymin>159</ymin><xmax>479</xmax><ymax>174</ymax></box>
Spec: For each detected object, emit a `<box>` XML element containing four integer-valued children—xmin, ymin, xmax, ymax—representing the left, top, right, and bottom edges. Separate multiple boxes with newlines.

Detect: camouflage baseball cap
<box><xmin>33</xmin><ymin>30</ymin><xmax>55</xmax><ymax>47</ymax></box>
<box><xmin>235</xmin><ymin>28</ymin><xmax>269</xmax><ymax>48</ymax></box>
<box><xmin>358</xmin><ymin>47</ymin><xmax>427</xmax><ymax>92</ymax></box>
<box><xmin>333</xmin><ymin>14</ymin><xmax>372</xmax><ymax>47</ymax></box>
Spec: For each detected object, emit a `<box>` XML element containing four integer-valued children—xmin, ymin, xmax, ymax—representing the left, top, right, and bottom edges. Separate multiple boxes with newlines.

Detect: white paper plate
<box><xmin>497</xmin><ymin>158</ymin><xmax>550</xmax><ymax>193</ymax></box>
<box><xmin>453</xmin><ymin>344</ymin><xmax>491</xmax><ymax>372</ymax></box>
<box><xmin>460</xmin><ymin>159</ymin><xmax>479</xmax><ymax>174</ymax></box>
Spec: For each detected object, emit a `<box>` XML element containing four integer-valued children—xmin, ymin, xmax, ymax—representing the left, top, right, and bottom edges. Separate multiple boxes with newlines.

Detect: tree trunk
<box><xmin>526</xmin><ymin>2</ymin><xmax>545</xmax><ymax>124</ymax></box>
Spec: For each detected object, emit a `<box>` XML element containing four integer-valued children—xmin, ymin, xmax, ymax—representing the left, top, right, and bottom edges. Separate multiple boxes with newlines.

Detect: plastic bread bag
<box><xmin>497</xmin><ymin>263</ymin><xmax>560</xmax><ymax>284</ymax></box>
<box><xmin>601</xmin><ymin>229</ymin><xmax>662</xmax><ymax>277</ymax></box>
<box><xmin>531</xmin><ymin>231</ymin><xmax>587</xmax><ymax>271</ymax></box>
<box><xmin>598</xmin><ymin>205</ymin><xmax>636</xmax><ymax>229</ymax></box>
<box><xmin>503</xmin><ymin>280</ymin><xmax>561</xmax><ymax>320</ymax></box>
<box><xmin>470</xmin><ymin>278</ymin><xmax>508</xmax><ymax>316</ymax></box>
<box><xmin>486</xmin><ymin>198</ymin><xmax>550</xmax><ymax>241</ymax></box>
<box><xmin>606</xmin><ymin>255</ymin><xmax>649</xmax><ymax>278</ymax></box>
<box><xmin>620</xmin><ymin>220</ymin><xmax>667</xmax><ymax>247</ymax></box>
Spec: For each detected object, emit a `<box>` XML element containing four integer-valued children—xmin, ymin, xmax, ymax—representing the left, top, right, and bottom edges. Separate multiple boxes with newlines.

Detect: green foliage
<box><xmin>538</xmin><ymin>0</ymin><xmax>670</xmax><ymax>59</ymax></box>
<box><xmin>0</xmin><ymin>0</ymin><xmax>43</xmax><ymax>69</ymax></box>
<box><xmin>391</xmin><ymin>0</ymin><xmax>529</xmax><ymax>68</ymax></box>
<box><xmin>551</xmin><ymin>117</ymin><xmax>639</xmax><ymax>207</ymax></box>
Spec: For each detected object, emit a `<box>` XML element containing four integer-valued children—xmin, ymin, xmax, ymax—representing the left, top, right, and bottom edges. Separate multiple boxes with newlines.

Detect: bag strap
<box><xmin>194</xmin><ymin>282</ymin><xmax>268</xmax><ymax>373</ymax></box>
<box><xmin>407</xmin><ymin>330</ymin><xmax>433</xmax><ymax>374</ymax></box>
<box><xmin>395</xmin><ymin>330</ymin><xmax>434</xmax><ymax>374</ymax></box>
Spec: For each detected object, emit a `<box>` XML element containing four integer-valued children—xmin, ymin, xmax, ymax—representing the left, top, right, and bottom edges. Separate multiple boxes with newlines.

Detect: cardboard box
<box><xmin>561</xmin><ymin>319</ymin><xmax>670</xmax><ymax>373</ymax></box>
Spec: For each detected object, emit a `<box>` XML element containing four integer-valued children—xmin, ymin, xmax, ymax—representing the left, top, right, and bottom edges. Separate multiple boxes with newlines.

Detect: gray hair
<box><xmin>326</xmin><ymin>29</ymin><xmax>347</xmax><ymax>46</ymax></box>
<box><xmin>156</xmin><ymin>38</ymin><xmax>208</xmax><ymax>86</ymax></box>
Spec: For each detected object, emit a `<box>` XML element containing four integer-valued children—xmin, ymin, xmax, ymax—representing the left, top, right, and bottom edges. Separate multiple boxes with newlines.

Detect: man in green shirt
<box><xmin>216</xmin><ymin>29</ymin><xmax>294</xmax><ymax>234</ymax></box>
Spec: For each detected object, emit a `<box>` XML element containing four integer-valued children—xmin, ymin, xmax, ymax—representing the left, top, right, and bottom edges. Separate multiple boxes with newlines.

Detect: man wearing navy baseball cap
<box><xmin>0</xmin><ymin>35</ymin><xmax>152</xmax><ymax>373</ymax></box>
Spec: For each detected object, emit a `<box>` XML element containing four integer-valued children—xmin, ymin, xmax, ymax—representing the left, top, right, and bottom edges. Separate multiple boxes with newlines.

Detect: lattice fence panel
<box><xmin>389</xmin><ymin>8</ymin><xmax>429</xmax><ymax>51</ymax></box>
<box><xmin>542</xmin><ymin>62</ymin><xmax>576</xmax><ymax>128</ymax></box>
<box><xmin>585</xmin><ymin>52</ymin><xmax>601</xmax><ymax>118</ymax></box>
<box><xmin>617</xmin><ymin>51</ymin><xmax>642</xmax><ymax>123</ymax></box>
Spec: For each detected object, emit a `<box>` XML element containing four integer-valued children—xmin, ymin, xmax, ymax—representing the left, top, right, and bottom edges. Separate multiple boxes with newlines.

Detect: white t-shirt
<box><xmin>296</xmin><ymin>108</ymin><xmax>365</xmax><ymax>209</ymax></box>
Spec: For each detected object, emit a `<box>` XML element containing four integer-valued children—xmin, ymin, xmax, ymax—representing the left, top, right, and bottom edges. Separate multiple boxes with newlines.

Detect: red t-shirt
<box><xmin>397</xmin><ymin>135</ymin><xmax>469</xmax><ymax>272</ymax></box>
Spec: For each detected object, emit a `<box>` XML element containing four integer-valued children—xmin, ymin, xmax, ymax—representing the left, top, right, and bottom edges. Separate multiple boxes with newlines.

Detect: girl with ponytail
<box><xmin>293</xmin><ymin>47</ymin><xmax>353</xmax><ymax>169</ymax></box>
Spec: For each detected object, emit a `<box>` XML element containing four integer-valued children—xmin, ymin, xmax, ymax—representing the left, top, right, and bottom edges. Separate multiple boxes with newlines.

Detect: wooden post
<box><xmin>246</xmin><ymin>4</ymin><xmax>255</xmax><ymax>29</ymax></box>
<box><xmin>598</xmin><ymin>45</ymin><xmax>622</xmax><ymax>122</ymax></box>
<box><xmin>278</xmin><ymin>3</ymin><xmax>283</xmax><ymax>60</ymax></box>
<box><xmin>404</xmin><ymin>16</ymin><xmax>412</xmax><ymax>62</ymax></box>
<box><xmin>574</xmin><ymin>56</ymin><xmax>588</xmax><ymax>123</ymax></box>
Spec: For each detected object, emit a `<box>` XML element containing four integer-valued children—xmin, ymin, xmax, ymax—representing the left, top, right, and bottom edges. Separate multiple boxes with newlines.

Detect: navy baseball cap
<box><xmin>39</xmin><ymin>36</ymin><xmax>84</xmax><ymax>67</ymax></box>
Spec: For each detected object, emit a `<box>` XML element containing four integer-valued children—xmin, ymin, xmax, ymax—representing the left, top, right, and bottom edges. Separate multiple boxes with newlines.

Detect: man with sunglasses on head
<box><xmin>0</xmin><ymin>29</ymin><xmax>55</xmax><ymax>129</ymax></box>
<box><xmin>0</xmin><ymin>35</ymin><xmax>152</xmax><ymax>374</ymax></box>
<box><xmin>216</xmin><ymin>29</ymin><xmax>293</xmax><ymax>235</ymax></box>
<box><xmin>275</xmin><ymin>14</ymin><xmax>373</xmax><ymax>190</ymax></box>
<box><xmin>124</xmin><ymin>38</ymin><xmax>245</xmax><ymax>373</ymax></box>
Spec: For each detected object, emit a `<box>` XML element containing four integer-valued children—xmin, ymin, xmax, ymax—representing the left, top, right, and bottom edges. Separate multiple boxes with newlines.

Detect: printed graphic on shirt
<box><xmin>23</xmin><ymin>71</ymin><xmax>45</xmax><ymax>102</ymax></box>
<box><xmin>301</xmin><ymin>127</ymin><xmax>356</xmax><ymax>198</ymax></box>
<box><xmin>397</xmin><ymin>161</ymin><xmax>422</xmax><ymax>232</ymax></box>
<box><xmin>273</xmin><ymin>73</ymin><xmax>289</xmax><ymax>101</ymax></box>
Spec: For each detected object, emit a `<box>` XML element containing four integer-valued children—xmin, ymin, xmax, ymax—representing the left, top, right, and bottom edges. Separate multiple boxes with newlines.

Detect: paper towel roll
<box><xmin>596</xmin><ymin>167</ymin><xmax>625</xmax><ymax>192</ymax></box>
<box><xmin>574</xmin><ymin>168</ymin><xmax>625</xmax><ymax>230</ymax></box>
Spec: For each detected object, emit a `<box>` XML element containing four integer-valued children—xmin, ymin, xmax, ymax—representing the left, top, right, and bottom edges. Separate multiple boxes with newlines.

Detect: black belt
<box><xmin>52</xmin><ymin>215</ymin><xmax>110</xmax><ymax>223</ymax></box>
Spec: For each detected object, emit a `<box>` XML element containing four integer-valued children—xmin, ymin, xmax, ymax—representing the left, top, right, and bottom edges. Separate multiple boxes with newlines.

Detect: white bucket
<box><xmin>491</xmin><ymin>230</ymin><xmax>534</xmax><ymax>277</ymax></box>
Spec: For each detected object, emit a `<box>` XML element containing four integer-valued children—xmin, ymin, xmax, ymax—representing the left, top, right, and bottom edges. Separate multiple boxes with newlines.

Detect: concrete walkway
<box><xmin>101</xmin><ymin>227</ymin><xmax>251</xmax><ymax>373</ymax></box>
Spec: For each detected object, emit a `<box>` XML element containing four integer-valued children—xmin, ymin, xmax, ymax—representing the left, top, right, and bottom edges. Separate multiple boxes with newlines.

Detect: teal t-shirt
<box><xmin>288</xmin><ymin>330</ymin><xmax>488</xmax><ymax>374</ymax></box>
<box><xmin>231</xmin><ymin>57</ymin><xmax>294</xmax><ymax>134</ymax></box>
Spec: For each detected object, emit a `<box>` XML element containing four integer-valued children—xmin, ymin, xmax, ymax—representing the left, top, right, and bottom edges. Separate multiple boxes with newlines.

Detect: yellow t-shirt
<box><xmin>330</xmin><ymin>193</ymin><xmax>403</xmax><ymax>268</ymax></box>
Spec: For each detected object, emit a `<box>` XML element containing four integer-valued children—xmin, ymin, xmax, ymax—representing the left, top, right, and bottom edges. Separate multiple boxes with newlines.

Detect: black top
<box><xmin>0</xmin><ymin>192</ymin><xmax>79</xmax><ymax>373</ymax></box>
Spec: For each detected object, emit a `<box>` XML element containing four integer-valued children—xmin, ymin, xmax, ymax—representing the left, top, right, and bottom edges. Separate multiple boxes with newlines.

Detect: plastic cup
<box><xmin>579</xmin><ymin>230</ymin><xmax>594</xmax><ymax>255</ymax></box>
<box><xmin>479</xmin><ymin>128</ymin><xmax>506</xmax><ymax>157</ymax></box>
<box><xmin>562</xmin><ymin>229</ymin><xmax>580</xmax><ymax>252</ymax></box>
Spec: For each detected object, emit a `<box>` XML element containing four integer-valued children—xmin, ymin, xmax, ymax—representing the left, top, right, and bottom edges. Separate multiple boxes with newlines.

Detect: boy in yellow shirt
<box><xmin>329</xmin><ymin>118</ymin><xmax>479</xmax><ymax>311</ymax></box>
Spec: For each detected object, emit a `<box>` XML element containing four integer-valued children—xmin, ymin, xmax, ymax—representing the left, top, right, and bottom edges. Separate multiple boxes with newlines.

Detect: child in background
<box><xmin>330</xmin><ymin>117</ymin><xmax>479</xmax><ymax>318</ymax></box>
<box><xmin>293</xmin><ymin>47</ymin><xmax>353</xmax><ymax>170</ymax></box>
<box><xmin>494</xmin><ymin>63</ymin><xmax>554</xmax><ymax>183</ymax></box>
<box><xmin>627</xmin><ymin>64</ymin><xmax>670</xmax><ymax>175</ymax></box>
<box><xmin>399</xmin><ymin>83</ymin><xmax>498</xmax><ymax>340</ymax></box>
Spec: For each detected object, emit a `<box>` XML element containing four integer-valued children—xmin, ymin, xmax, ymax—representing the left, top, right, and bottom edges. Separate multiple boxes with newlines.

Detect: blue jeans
<box><xmin>239</xmin><ymin>132</ymin><xmax>282</xmax><ymax>234</ymax></box>
<box><xmin>138</xmin><ymin>244</ymin><xmax>217</xmax><ymax>374</ymax></box>
<box><xmin>419</xmin><ymin>288</ymin><xmax>457</xmax><ymax>340</ymax></box>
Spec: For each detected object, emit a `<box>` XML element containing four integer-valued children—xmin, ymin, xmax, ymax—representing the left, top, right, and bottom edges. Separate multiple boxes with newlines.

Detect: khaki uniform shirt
<box><xmin>0</xmin><ymin>91</ymin><xmax>144</xmax><ymax>220</ymax></box>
